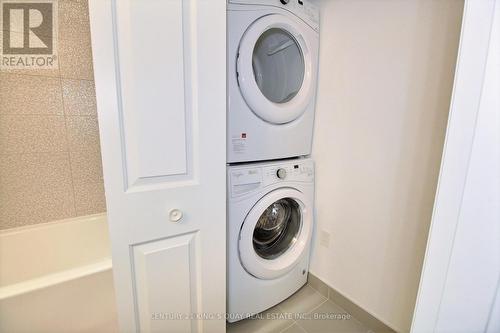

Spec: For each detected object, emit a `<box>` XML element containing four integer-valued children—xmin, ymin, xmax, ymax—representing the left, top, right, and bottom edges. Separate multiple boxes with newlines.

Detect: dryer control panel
<box><xmin>228</xmin><ymin>0</ymin><xmax>320</xmax><ymax>32</ymax></box>
<box><xmin>229</xmin><ymin>159</ymin><xmax>314</xmax><ymax>197</ymax></box>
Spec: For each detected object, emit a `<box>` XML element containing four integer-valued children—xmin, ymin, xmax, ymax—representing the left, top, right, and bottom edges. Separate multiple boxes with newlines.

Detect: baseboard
<box><xmin>307</xmin><ymin>273</ymin><xmax>396</xmax><ymax>333</ymax></box>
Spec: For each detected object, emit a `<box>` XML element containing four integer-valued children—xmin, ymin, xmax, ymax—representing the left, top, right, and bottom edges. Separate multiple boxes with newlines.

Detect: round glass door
<box><xmin>238</xmin><ymin>188</ymin><xmax>312</xmax><ymax>280</ymax></box>
<box><xmin>252</xmin><ymin>28</ymin><xmax>305</xmax><ymax>104</ymax></box>
<box><xmin>253</xmin><ymin>198</ymin><xmax>302</xmax><ymax>260</ymax></box>
<box><xmin>237</xmin><ymin>14</ymin><xmax>314</xmax><ymax>124</ymax></box>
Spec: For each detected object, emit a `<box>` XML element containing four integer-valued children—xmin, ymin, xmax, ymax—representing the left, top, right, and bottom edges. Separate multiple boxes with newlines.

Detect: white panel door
<box><xmin>88</xmin><ymin>0</ymin><xmax>226</xmax><ymax>332</ymax></box>
<box><xmin>411</xmin><ymin>0</ymin><xmax>499</xmax><ymax>332</ymax></box>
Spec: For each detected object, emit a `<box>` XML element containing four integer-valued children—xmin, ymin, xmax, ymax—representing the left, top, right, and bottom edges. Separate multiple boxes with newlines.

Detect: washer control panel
<box><xmin>229</xmin><ymin>159</ymin><xmax>314</xmax><ymax>197</ymax></box>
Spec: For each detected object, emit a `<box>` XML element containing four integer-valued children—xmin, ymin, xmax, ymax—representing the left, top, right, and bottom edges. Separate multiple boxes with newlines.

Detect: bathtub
<box><xmin>0</xmin><ymin>214</ymin><xmax>118</xmax><ymax>333</ymax></box>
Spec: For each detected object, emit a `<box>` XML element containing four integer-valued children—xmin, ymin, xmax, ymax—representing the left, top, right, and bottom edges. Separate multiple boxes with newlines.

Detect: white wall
<box><xmin>309</xmin><ymin>1</ymin><xmax>464</xmax><ymax>331</ymax></box>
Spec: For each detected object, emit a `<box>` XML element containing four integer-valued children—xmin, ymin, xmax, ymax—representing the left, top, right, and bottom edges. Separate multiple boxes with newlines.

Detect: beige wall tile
<box><xmin>70</xmin><ymin>150</ymin><xmax>103</xmax><ymax>184</ymax></box>
<box><xmin>0</xmin><ymin>73</ymin><xmax>63</xmax><ymax>115</ymax></box>
<box><xmin>0</xmin><ymin>115</ymin><xmax>67</xmax><ymax>154</ymax></box>
<box><xmin>0</xmin><ymin>67</ymin><xmax>60</xmax><ymax>79</ymax></box>
<box><xmin>74</xmin><ymin>182</ymin><xmax>106</xmax><ymax>216</ymax></box>
<box><xmin>0</xmin><ymin>153</ymin><xmax>76</xmax><ymax>229</ymax></box>
<box><xmin>0</xmin><ymin>0</ymin><xmax>105</xmax><ymax>230</ymax></box>
<box><xmin>58</xmin><ymin>0</ymin><xmax>91</xmax><ymax>41</ymax></box>
<box><xmin>59</xmin><ymin>35</ymin><xmax>94</xmax><ymax>80</ymax></box>
<box><xmin>65</xmin><ymin>116</ymin><xmax>100</xmax><ymax>151</ymax></box>
<box><xmin>62</xmin><ymin>79</ymin><xmax>97</xmax><ymax>115</ymax></box>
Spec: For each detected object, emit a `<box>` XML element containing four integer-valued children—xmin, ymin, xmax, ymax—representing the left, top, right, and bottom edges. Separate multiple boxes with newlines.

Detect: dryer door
<box><xmin>239</xmin><ymin>188</ymin><xmax>313</xmax><ymax>280</ymax></box>
<box><xmin>237</xmin><ymin>14</ymin><xmax>314</xmax><ymax>124</ymax></box>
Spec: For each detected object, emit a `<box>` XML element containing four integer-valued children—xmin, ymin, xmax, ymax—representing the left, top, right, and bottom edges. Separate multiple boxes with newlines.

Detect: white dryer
<box><xmin>227</xmin><ymin>158</ymin><xmax>314</xmax><ymax>322</ymax></box>
<box><xmin>227</xmin><ymin>0</ymin><xmax>320</xmax><ymax>163</ymax></box>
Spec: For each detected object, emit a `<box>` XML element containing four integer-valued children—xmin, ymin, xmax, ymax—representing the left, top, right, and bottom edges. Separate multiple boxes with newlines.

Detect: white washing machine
<box><xmin>227</xmin><ymin>0</ymin><xmax>320</xmax><ymax>163</ymax></box>
<box><xmin>227</xmin><ymin>158</ymin><xmax>314</xmax><ymax>322</ymax></box>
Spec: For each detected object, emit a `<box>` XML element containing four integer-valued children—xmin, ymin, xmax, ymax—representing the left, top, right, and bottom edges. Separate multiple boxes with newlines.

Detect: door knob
<box><xmin>169</xmin><ymin>209</ymin><xmax>183</xmax><ymax>222</ymax></box>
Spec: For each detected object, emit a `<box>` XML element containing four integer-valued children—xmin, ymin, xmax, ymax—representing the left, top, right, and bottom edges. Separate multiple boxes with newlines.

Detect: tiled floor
<box><xmin>227</xmin><ymin>284</ymin><xmax>373</xmax><ymax>333</ymax></box>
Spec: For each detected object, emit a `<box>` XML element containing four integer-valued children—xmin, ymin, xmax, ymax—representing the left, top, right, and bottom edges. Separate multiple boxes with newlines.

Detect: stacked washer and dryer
<box><xmin>226</xmin><ymin>0</ymin><xmax>320</xmax><ymax>322</ymax></box>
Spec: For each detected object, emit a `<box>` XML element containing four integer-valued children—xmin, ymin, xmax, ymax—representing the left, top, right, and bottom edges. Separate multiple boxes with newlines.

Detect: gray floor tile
<box><xmin>328</xmin><ymin>286</ymin><xmax>394</xmax><ymax>333</ymax></box>
<box><xmin>282</xmin><ymin>323</ymin><xmax>307</xmax><ymax>333</ymax></box>
<box><xmin>278</xmin><ymin>285</ymin><xmax>327</xmax><ymax>315</ymax></box>
<box><xmin>307</xmin><ymin>274</ymin><xmax>329</xmax><ymax>298</ymax></box>
<box><xmin>226</xmin><ymin>305</ymin><xmax>294</xmax><ymax>333</ymax></box>
<box><xmin>296</xmin><ymin>300</ymin><xmax>370</xmax><ymax>333</ymax></box>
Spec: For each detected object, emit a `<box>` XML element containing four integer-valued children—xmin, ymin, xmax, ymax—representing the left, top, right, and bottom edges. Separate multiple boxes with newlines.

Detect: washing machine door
<box><xmin>237</xmin><ymin>14</ymin><xmax>314</xmax><ymax>124</ymax></box>
<box><xmin>239</xmin><ymin>188</ymin><xmax>313</xmax><ymax>280</ymax></box>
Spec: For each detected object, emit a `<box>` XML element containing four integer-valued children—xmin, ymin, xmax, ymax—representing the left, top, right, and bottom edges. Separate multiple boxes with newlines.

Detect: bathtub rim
<box><xmin>0</xmin><ymin>212</ymin><xmax>112</xmax><ymax>300</ymax></box>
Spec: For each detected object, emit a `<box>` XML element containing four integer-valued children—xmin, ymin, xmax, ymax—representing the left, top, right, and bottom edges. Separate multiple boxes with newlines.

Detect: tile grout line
<box><xmin>276</xmin><ymin>286</ymin><xmax>328</xmax><ymax>333</ymax></box>
<box><xmin>58</xmin><ymin>72</ymin><xmax>78</xmax><ymax>216</ymax></box>
<box><xmin>0</xmin><ymin>71</ymin><xmax>94</xmax><ymax>81</ymax></box>
<box><xmin>55</xmin><ymin>10</ymin><xmax>100</xmax><ymax>212</ymax></box>
<box><xmin>0</xmin><ymin>114</ymin><xmax>98</xmax><ymax>118</ymax></box>
<box><xmin>306</xmin><ymin>282</ymin><xmax>328</xmax><ymax>299</ymax></box>
<box><xmin>0</xmin><ymin>149</ymin><xmax>96</xmax><ymax>156</ymax></box>
<box><xmin>307</xmin><ymin>297</ymin><xmax>329</xmax><ymax>315</ymax></box>
<box><xmin>295</xmin><ymin>322</ymin><xmax>308</xmax><ymax>333</ymax></box>
<box><xmin>278</xmin><ymin>321</ymin><xmax>297</xmax><ymax>333</ymax></box>
<box><xmin>294</xmin><ymin>317</ymin><xmax>311</xmax><ymax>333</ymax></box>
<box><xmin>291</xmin><ymin>297</ymin><xmax>329</xmax><ymax>333</ymax></box>
<box><xmin>308</xmin><ymin>279</ymin><xmax>376</xmax><ymax>332</ymax></box>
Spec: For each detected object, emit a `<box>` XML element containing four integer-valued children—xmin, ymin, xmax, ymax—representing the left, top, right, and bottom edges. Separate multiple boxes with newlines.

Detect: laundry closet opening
<box><xmin>310</xmin><ymin>0</ymin><xmax>465</xmax><ymax>332</ymax></box>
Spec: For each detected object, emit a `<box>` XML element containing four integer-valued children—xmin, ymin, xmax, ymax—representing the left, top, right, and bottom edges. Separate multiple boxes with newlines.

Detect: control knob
<box><xmin>276</xmin><ymin>168</ymin><xmax>287</xmax><ymax>179</ymax></box>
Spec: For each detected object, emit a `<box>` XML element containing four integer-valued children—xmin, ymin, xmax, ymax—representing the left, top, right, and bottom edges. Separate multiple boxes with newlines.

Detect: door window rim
<box><xmin>238</xmin><ymin>188</ymin><xmax>313</xmax><ymax>280</ymax></box>
<box><xmin>237</xmin><ymin>14</ymin><xmax>314</xmax><ymax>125</ymax></box>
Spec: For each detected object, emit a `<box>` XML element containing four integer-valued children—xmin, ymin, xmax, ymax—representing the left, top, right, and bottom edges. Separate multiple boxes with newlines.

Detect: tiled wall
<box><xmin>0</xmin><ymin>0</ymin><xmax>105</xmax><ymax>230</ymax></box>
